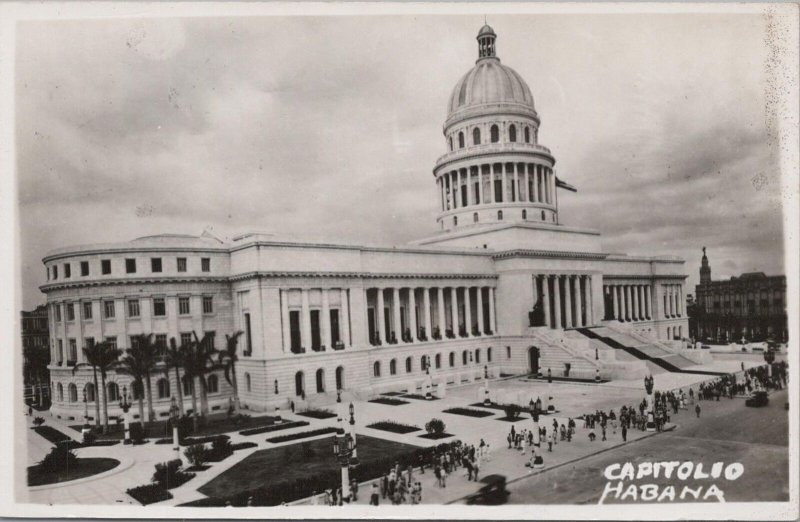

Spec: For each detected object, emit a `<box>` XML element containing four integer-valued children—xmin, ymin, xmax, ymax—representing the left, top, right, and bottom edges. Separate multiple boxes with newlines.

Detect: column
<box><xmin>575</xmin><ymin>275</ymin><xmax>584</xmax><ymax>327</ymax></box>
<box><xmin>624</xmin><ymin>285</ymin><xmax>632</xmax><ymax>321</ymax></box>
<box><xmin>645</xmin><ymin>285</ymin><xmax>652</xmax><ymax>319</ymax></box>
<box><xmin>632</xmin><ymin>284</ymin><xmax>639</xmax><ymax>322</ymax></box>
<box><xmin>531</xmin><ymin>165</ymin><xmax>538</xmax><ymax>202</ymax></box>
<box><xmin>553</xmin><ymin>276</ymin><xmax>562</xmax><ymax>328</ymax></box>
<box><xmin>450</xmin><ymin>172</ymin><xmax>457</xmax><ymax>209</ymax></box>
<box><xmin>677</xmin><ymin>285</ymin><xmax>683</xmax><ymax>316</ymax></box>
<box><xmin>668</xmin><ymin>285</ymin><xmax>674</xmax><ymax>317</ymax></box>
<box><xmin>501</xmin><ymin>163</ymin><xmax>508</xmax><ymax>203</ymax></box>
<box><xmin>512</xmin><ymin>163</ymin><xmax>518</xmax><ymax>202</ymax></box>
<box><xmin>548</xmin><ymin>168</ymin><xmax>554</xmax><ymax>204</ymax></box>
<box><xmin>424</xmin><ymin>287</ymin><xmax>432</xmax><ymax>339</ymax></box>
<box><xmin>341</xmin><ymin>288</ymin><xmax>351</xmax><ymax>347</ymax></box>
<box><xmin>409</xmin><ymin>287</ymin><xmax>418</xmax><ymax>341</ymax></box>
<box><xmin>488</xmin><ymin>287</ymin><xmax>496</xmax><ymax>334</ymax></box>
<box><xmin>542</xmin><ymin>276</ymin><xmax>551</xmax><ymax>328</ymax></box>
<box><xmin>301</xmin><ymin>289</ymin><xmax>311</xmax><ymax>351</ymax></box>
<box><xmin>376</xmin><ymin>288</ymin><xmax>385</xmax><ymax>345</ymax></box>
<box><xmin>392</xmin><ymin>287</ymin><xmax>402</xmax><ymax>343</ymax></box>
<box><xmin>321</xmin><ymin>289</ymin><xmax>332</xmax><ymax>349</ymax></box>
<box><xmin>437</xmin><ymin>287</ymin><xmax>446</xmax><ymax>338</ymax></box>
<box><xmin>450</xmin><ymin>287</ymin><xmax>459</xmax><ymax>335</ymax></box>
<box><xmin>639</xmin><ymin>286</ymin><xmax>646</xmax><ymax>320</ymax></box>
<box><xmin>564</xmin><ymin>275</ymin><xmax>573</xmax><ymax>328</ymax></box>
<box><xmin>464</xmin><ymin>287</ymin><xmax>473</xmax><ymax>336</ymax></box>
<box><xmin>488</xmin><ymin>165</ymin><xmax>495</xmax><ymax>204</ymax></box>
<box><xmin>478</xmin><ymin>167</ymin><xmax>485</xmax><ymax>205</ymax></box>
<box><xmin>281</xmin><ymin>289</ymin><xmax>291</xmax><ymax>352</ymax></box>
<box><xmin>586</xmin><ymin>276</ymin><xmax>594</xmax><ymax>326</ymax></box>
<box><xmin>612</xmin><ymin>285</ymin><xmax>619</xmax><ymax>320</ymax></box>
<box><xmin>476</xmin><ymin>286</ymin><xmax>484</xmax><ymax>335</ymax></box>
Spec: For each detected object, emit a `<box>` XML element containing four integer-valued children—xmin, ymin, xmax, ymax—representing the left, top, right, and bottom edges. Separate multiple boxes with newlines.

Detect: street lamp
<box><xmin>528</xmin><ymin>402</ymin><xmax>544</xmax><ymax>468</ymax></box>
<box><xmin>764</xmin><ymin>350</ymin><xmax>775</xmax><ymax>380</ymax></box>
<box><xmin>332</xmin><ymin>402</ymin><xmax>357</xmax><ymax>503</ymax></box>
<box><xmin>120</xmin><ymin>385</ymin><xmax>132</xmax><ymax>444</ymax></box>
<box><xmin>546</xmin><ymin>368</ymin><xmax>555</xmax><ymax>413</ymax></box>
<box><xmin>169</xmin><ymin>396</ymin><xmax>181</xmax><ymax>456</ymax></box>
<box><xmin>643</xmin><ymin>375</ymin><xmax>655</xmax><ymax>432</ymax></box>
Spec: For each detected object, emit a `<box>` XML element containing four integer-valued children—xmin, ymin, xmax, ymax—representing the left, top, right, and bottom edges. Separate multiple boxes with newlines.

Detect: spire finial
<box><xmin>476</xmin><ymin>23</ymin><xmax>497</xmax><ymax>60</ymax></box>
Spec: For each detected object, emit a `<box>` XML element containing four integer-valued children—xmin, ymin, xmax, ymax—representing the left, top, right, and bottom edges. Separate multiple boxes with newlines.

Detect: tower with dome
<box><xmin>39</xmin><ymin>25</ymin><xmax>692</xmax><ymax>419</ymax></box>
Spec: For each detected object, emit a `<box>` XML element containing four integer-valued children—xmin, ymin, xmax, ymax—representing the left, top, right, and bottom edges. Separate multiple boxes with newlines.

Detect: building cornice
<box><xmin>43</xmin><ymin>245</ymin><xmax>229</xmax><ymax>264</ymax></box>
<box><xmin>39</xmin><ymin>275</ymin><xmax>230</xmax><ymax>293</ymax></box>
<box><xmin>602</xmin><ymin>274</ymin><xmax>688</xmax><ymax>280</ymax></box>
<box><xmin>492</xmin><ymin>249</ymin><xmax>608</xmax><ymax>261</ymax></box>
<box><xmin>228</xmin><ymin>240</ymin><xmax>496</xmax><ymax>258</ymax></box>
<box><xmin>229</xmin><ymin>270</ymin><xmax>499</xmax><ymax>283</ymax></box>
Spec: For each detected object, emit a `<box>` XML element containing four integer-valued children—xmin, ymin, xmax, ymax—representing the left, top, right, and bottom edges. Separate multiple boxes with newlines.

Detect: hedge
<box><xmin>127</xmin><ymin>483</ymin><xmax>173</xmax><ymax>505</ymax></box>
<box><xmin>266</xmin><ymin>427</ymin><xmax>340</xmax><ymax>444</ymax></box>
<box><xmin>366</xmin><ymin>421</ymin><xmax>420</xmax><ymax>434</ymax></box>
<box><xmin>232</xmin><ymin>442</ymin><xmax>258</xmax><ymax>451</ymax></box>
<box><xmin>296</xmin><ymin>409</ymin><xmax>337</xmax><ymax>420</ymax></box>
<box><xmin>240</xmin><ymin>420</ymin><xmax>309</xmax><ymax>436</ymax></box>
<box><xmin>442</xmin><ymin>407</ymin><xmax>494</xmax><ymax>418</ymax></box>
<box><xmin>368</xmin><ymin>397</ymin><xmax>409</xmax><ymax>406</ymax></box>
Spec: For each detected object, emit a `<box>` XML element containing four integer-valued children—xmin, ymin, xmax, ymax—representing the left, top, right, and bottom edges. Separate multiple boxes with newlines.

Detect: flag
<box><xmin>555</xmin><ymin>177</ymin><xmax>577</xmax><ymax>192</ymax></box>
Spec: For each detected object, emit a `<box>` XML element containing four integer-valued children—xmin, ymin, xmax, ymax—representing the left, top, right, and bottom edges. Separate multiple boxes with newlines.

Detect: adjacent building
<box><xmin>40</xmin><ymin>25</ymin><xmax>689</xmax><ymax>420</ymax></box>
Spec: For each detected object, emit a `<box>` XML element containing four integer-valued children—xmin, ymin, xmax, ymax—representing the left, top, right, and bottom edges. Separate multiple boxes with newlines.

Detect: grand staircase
<box><xmin>575</xmin><ymin>326</ymin><xmax>726</xmax><ymax>376</ymax></box>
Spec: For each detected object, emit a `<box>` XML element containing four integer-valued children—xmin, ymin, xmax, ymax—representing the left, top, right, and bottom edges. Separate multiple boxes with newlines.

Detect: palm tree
<box><xmin>115</xmin><ymin>336</ymin><xmax>160</xmax><ymax>427</ymax></box>
<box><xmin>23</xmin><ymin>345</ymin><xmax>49</xmax><ymax>408</ymax></box>
<box><xmin>186</xmin><ymin>331</ymin><xmax>219</xmax><ymax>420</ymax></box>
<box><xmin>218</xmin><ymin>331</ymin><xmax>244</xmax><ymax>412</ymax></box>
<box><xmin>73</xmin><ymin>341</ymin><xmax>121</xmax><ymax>433</ymax></box>
<box><xmin>163</xmin><ymin>337</ymin><xmax>186</xmax><ymax>417</ymax></box>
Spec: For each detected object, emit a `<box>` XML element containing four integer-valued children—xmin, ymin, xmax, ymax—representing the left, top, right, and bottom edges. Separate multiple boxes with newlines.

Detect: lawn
<box><xmin>27</xmin><ymin>458</ymin><xmax>119</xmax><ymax>487</ymax></box>
<box><xmin>197</xmin><ymin>435</ymin><xmax>419</xmax><ymax>499</ymax></box>
<box><xmin>70</xmin><ymin>412</ymin><xmax>279</xmax><ymax>440</ymax></box>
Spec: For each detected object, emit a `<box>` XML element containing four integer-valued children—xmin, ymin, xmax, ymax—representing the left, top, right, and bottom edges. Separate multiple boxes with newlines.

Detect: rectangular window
<box><xmin>128</xmin><ymin>299</ymin><xmax>140</xmax><ymax>318</ymax></box>
<box><xmin>125</xmin><ymin>258</ymin><xmax>136</xmax><ymax>274</ymax></box>
<box><xmin>105</xmin><ymin>336</ymin><xmax>117</xmax><ymax>351</ymax></box>
<box><xmin>153</xmin><ymin>297</ymin><xmax>166</xmax><ymax>317</ymax></box>
<box><xmin>85</xmin><ymin>337</ymin><xmax>95</xmax><ymax>349</ymax></box>
<box><xmin>201</xmin><ymin>258</ymin><xmax>211</xmax><ymax>272</ymax></box>
<box><xmin>103</xmin><ymin>300</ymin><xmax>115</xmax><ymax>319</ymax></box>
<box><xmin>180</xmin><ymin>332</ymin><xmax>192</xmax><ymax>347</ymax></box>
<box><xmin>82</xmin><ymin>301</ymin><xmax>93</xmax><ymax>320</ymax></box>
<box><xmin>177</xmin><ymin>257</ymin><xmax>187</xmax><ymax>272</ymax></box>
<box><xmin>130</xmin><ymin>335</ymin><xmax>140</xmax><ymax>350</ymax></box>
<box><xmin>101</xmin><ymin>259</ymin><xmax>111</xmax><ymax>275</ymax></box>
<box><xmin>54</xmin><ymin>305</ymin><xmax>62</xmax><ymax>322</ymax></box>
<box><xmin>57</xmin><ymin>339</ymin><xmax>63</xmax><ymax>364</ymax></box>
<box><xmin>155</xmin><ymin>334</ymin><xmax>167</xmax><ymax>355</ymax></box>
<box><xmin>205</xmin><ymin>331</ymin><xmax>216</xmax><ymax>349</ymax></box>
<box><xmin>80</xmin><ymin>261</ymin><xmax>89</xmax><ymax>276</ymax></box>
<box><xmin>151</xmin><ymin>258</ymin><xmax>162</xmax><ymax>273</ymax></box>
<box><xmin>244</xmin><ymin>313</ymin><xmax>253</xmax><ymax>355</ymax></box>
<box><xmin>178</xmin><ymin>296</ymin><xmax>190</xmax><ymax>315</ymax></box>
<box><xmin>64</xmin><ymin>263</ymin><xmax>71</xmax><ymax>278</ymax></box>
<box><xmin>53</xmin><ymin>266</ymin><xmax>58</xmax><ymax>279</ymax></box>
<box><xmin>68</xmin><ymin>339</ymin><xmax>77</xmax><ymax>363</ymax></box>
<box><xmin>65</xmin><ymin>303</ymin><xmax>75</xmax><ymax>321</ymax></box>
<box><xmin>202</xmin><ymin>296</ymin><xmax>214</xmax><ymax>314</ymax></box>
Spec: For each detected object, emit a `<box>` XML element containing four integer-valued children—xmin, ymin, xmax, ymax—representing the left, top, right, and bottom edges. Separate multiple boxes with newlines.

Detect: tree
<box><xmin>23</xmin><ymin>345</ymin><xmax>49</xmax><ymax>407</ymax></box>
<box><xmin>218</xmin><ymin>331</ymin><xmax>244</xmax><ymax>413</ymax></box>
<box><xmin>115</xmin><ymin>335</ymin><xmax>160</xmax><ymax>427</ymax></box>
<box><xmin>73</xmin><ymin>341</ymin><xmax>121</xmax><ymax>433</ymax></box>
<box><xmin>184</xmin><ymin>332</ymin><xmax>219</xmax><ymax>421</ymax></box>
<box><xmin>163</xmin><ymin>337</ymin><xmax>187</xmax><ymax>417</ymax></box>
<box><xmin>425</xmin><ymin>418</ymin><xmax>446</xmax><ymax>436</ymax></box>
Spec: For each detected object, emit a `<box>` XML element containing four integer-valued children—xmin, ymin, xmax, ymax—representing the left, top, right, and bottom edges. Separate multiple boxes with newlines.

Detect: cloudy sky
<box><xmin>16</xmin><ymin>13</ymin><xmax>786</xmax><ymax>309</ymax></box>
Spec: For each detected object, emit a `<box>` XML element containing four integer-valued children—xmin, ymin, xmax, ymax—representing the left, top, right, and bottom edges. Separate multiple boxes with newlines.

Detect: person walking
<box><xmin>695</xmin><ymin>404</ymin><xmax>701</xmax><ymax>418</ymax></box>
<box><xmin>370</xmin><ymin>482</ymin><xmax>380</xmax><ymax>505</ymax></box>
<box><xmin>622</xmin><ymin>423</ymin><xmax>627</xmax><ymax>442</ymax></box>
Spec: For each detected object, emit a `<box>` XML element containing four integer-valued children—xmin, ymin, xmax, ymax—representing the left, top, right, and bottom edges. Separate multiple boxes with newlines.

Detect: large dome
<box><xmin>446</xmin><ymin>25</ymin><xmax>536</xmax><ymax>125</ymax></box>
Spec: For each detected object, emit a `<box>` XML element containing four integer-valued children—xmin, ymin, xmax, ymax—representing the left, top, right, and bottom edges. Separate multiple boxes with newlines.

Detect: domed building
<box><xmin>41</xmin><ymin>26</ymin><xmax>692</xmax><ymax>420</ymax></box>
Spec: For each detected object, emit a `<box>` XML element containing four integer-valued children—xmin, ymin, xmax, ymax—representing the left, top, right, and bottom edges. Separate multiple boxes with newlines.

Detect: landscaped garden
<box><xmin>366</xmin><ymin>420</ymin><xmax>420</xmax><ymax>434</ymax></box>
<box><xmin>27</xmin><ymin>445</ymin><xmax>119</xmax><ymax>487</ymax></box>
<box><xmin>295</xmin><ymin>408</ymin><xmax>337</xmax><ymax>420</ymax></box>
<box><xmin>442</xmin><ymin>407</ymin><xmax>494</xmax><ymax>418</ymax></box>
<box><xmin>368</xmin><ymin>397</ymin><xmax>409</xmax><ymax>406</ymax></box>
<box><xmin>191</xmin><ymin>435</ymin><xmax>426</xmax><ymax>505</ymax></box>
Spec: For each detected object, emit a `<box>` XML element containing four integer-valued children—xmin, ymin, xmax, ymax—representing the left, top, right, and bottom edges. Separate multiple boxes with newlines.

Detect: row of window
<box><xmin>449</xmin><ymin>122</ymin><xmax>537</xmax><ymax>151</ymax></box>
<box><xmin>453</xmin><ymin>209</ymin><xmax>552</xmax><ymax>226</ymax></box>
<box><xmin>53</xmin><ymin>332</ymin><xmax>217</xmax><ymax>364</ymax></box>
<box><xmin>53</xmin><ymin>296</ymin><xmax>214</xmax><ymax>322</ymax></box>
<box><xmin>373</xmin><ymin>347</ymin><xmax>495</xmax><ymax>378</ymax></box>
<box><xmin>55</xmin><ymin>374</ymin><xmax>221</xmax><ymax>404</ymax></box>
<box><xmin>48</xmin><ymin>256</ymin><xmax>212</xmax><ymax>281</ymax></box>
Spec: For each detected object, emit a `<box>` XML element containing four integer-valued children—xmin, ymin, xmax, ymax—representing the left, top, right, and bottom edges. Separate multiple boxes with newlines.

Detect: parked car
<box><xmin>701</xmin><ymin>344</ymin><xmax>711</xmax><ymax>350</ymax></box>
<box><xmin>465</xmin><ymin>474</ymin><xmax>510</xmax><ymax>505</ymax></box>
<box><xmin>745</xmin><ymin>390</ymin><xmax>769</xmax><ymax>408</ymax></box>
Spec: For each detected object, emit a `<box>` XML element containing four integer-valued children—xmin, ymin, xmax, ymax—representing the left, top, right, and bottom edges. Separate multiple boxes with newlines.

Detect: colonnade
<box><xmin>663</xmin><ymin>284</ymin><xmax>683</xmax><ymax>318</ymax></box>
<box><xmin>437</xmin><ymin>162</ymin><xmax>554</xmax><ymax>211</ymax></box>
<box><xmin>534</xmin><ymin>274</ymin><xmax>594</xmax><ymax>329</ymax></box>
<box><xmin>280</xmin><ymin>288</ymin><xmax>352</xmax><ymax>353</ymax></box>
<box><xmin>605</xmin><ymin>284</ymin><xmax>652</xmax><ymax>322</ymax></box>
<box><xmin>366</xmin><ymin>285</ymin><xmax>496</xmax><ymax>346</ymax></box>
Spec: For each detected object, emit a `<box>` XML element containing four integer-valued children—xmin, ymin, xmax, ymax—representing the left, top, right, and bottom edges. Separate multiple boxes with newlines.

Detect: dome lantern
<box><xmin>477</xmin><ymin>24</ymin><xmax>497</xmax><ymax>60</ymax></box>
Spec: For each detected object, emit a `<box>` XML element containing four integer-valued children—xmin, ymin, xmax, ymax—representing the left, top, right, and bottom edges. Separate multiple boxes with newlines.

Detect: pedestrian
<box><xmin>695</xmin><ymin>404</ymin><xmax>701</xmax><ymax>418</ymax></box>
<box><xmin>601</xmin><ymin>423</ymin><xmax>607</xmax><ymax>441</ymax></box>
<box><xmin>472</xmin><ymin>457</ymin><xmax>480</xmax><ymax>481</ymax></box>
<box><xmin>547</xmin><ymin>431</ymin><xmax>553</xmax><ymax>452</ymax></box>
<box><xmin>351</xmin><ymin>478</ymin><xmax>359</xmax><ymax>502</ymax></box>
<box><xmin>507</xmin><ymin>431</ymin><xmax>513</xmax><ymax>449</ymax></box>
<box><xmin>622</xmin><ymin>424</ymin><xmax>627</xmax><ymax>442</ymax></box>
<box><xmin>434</xmin><ymin>463</ymin><xmax>443</xmax><ymax>487</ymax></box>
<box><xmin>370</xmin><ymin>482</ymin><xmax>380</xmax><ymax>505</ymax></box>
<box><xmin>380</xmin><ymin>473</ymin><xmax>388</xmax><ymax>499</ymax></box>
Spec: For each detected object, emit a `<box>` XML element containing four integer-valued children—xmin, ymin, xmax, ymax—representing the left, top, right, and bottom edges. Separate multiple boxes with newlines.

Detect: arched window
<box><xmin>295</xmin><ymin>371</ymin><xmax>305</xmax><ymax>396</ymax></box>
<box><xmin>131</xmin><ymin>380</ymin><xmax>143</xmax><ymax>400</ymax></box>
<box><xmin>522</xmin><ymin>209</ymin><xmax>527</xmax><ymax>220</ymax></box>
<box><xmin>435</xmin><ymin>353</ymin><xmax>442</xmax><ymax>369</ymax></box>
<box><xmin>490</xmin><ymin>125</ymin><xmax>499</xmax><ymax>143</ymax></box>
<box><xmin>449</xmin><ymin>137</ymin><xmax>453</xmax><ymax>151</ymax></box>
<box><xmin>335</xmin><ymin>366</ymin><xmax>345</xmax><ymax>390</ymax></box>
<box><xmin>85</xmin><ymin>382</ymin><xmax>95</xmax><ymax>402</ymax></box>
<box><xmin>420</xmin><ymin>355</ymin><xmax>427</xmax><ymax>372</ymax></box>
<box><xmin>473</xmin><ymin>127</ymin><xmax>481</xmax><ymax>145</ymax></box>
<box><xmin>106</xmin><ymin>382</ymin><xmax>118</xmax><ymax>402</ymax></box>
<box><xmin>390</xmin><ymin>359</ymin><xmax>397</xmax><ymax>375</ymax></box>
<box><xmin>57</xmin><ymin>383</ymin><xmax>63</xmax><ymax>402</ymax></box>
<box><xmin>315</xmin><ymin>368</ymin><xmax>325</xmax><ymax>393</ymax></box>
<box><xmin>449</xmin><ymin>352</ymin><xmax>455</xmax><ymax>367</ymax></box>
<box><xmin>475</xmin><ymin>349</ymin><xmax>481</xmax><ymax>364</ymax></box>
<box><xmin>488</xmin><ymin>347</ymin><xmax>493</xmax><ymax>362</ymax></box>
<box><xmin>207</xmin><ymin>374</ymin><xmax>219</xmax><ymax>394</ymax></box>
<box><xmin>157</xmin><ymin>378</ymin><xmax>170</xmax><ymax>399</ymax></box>
<box><xmin>373</xmin><ymin>361</ymin><xmax>381</xmax><ymax>378</ymax></box>
<box><xmin>68</xmin><ymin>383</ymin><xmax>78</xmax><ymax>403</ymax></box>
<box><xmin>473</xmin><ymin>212</ymin><xmax>478</xmax><ymax>223</ymax></box>
<box><xmin>524</xmin><ymin>126</ymin><xmax>531</xmax><ymax>143</ymax></box>
<box><xmin>462</xmin><ymin>350</ymin><xmax>468</xmax><ymax>365</ymax></box>
<box><xmin>497</xmin><ymin>210</ymin><xmax>503</xmax><ymax>220</ymax></box>
<box><xmin>405</xmin><ymin>357</ymin><xmax>412</xmax><ymax>373</ymax></box>
<box><xmin>245</xmin><ymin>373</ymin><xmax>251</xmax><ymax>392</ymax></box>
<box><xmin>458</xmin><ymin>132</ymin><xmax>465</xmax><ymax>149</ymax></box>
<box><xmin>182</xmin><ymin>375</ymin><xmax>193</xmax><ymax>396</ymax></box>
<box><xmin>509</xmin><ymin>124</ymin><xmax>517</xmax><ymax>142</ymax></box>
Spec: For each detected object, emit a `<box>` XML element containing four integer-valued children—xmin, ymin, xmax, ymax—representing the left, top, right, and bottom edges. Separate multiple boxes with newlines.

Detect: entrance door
<box><xmin>528</xmin><ymin>347</ymin><xmax>540</xmax><ymax>374</ymax></box>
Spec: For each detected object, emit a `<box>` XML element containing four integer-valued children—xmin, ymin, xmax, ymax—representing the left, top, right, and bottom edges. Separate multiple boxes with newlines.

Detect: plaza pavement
<box><xmin>22</xmin><ymin>353</ymin><xmax>769</xmax><ymax>506</ymax></box>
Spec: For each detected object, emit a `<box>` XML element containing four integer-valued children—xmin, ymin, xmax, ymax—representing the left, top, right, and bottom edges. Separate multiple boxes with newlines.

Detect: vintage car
<box><xmin>465</xmin><ymin>474</ymin><xmax>510</xmax><ymax>505</ymax></box>
<box><xmin>745</xmin><ymin>390</ymin><xmax>769</xmax><ymax>408</ymax></box>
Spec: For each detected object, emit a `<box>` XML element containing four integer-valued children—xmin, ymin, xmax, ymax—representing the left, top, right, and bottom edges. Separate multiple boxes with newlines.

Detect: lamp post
<box><xmin>120</xmin><ymin>385</ymin><xmax>132</xmax><ymax>444</ymax></box>
<box><xmin>764</xmin><ymin>350</ymin><xmax>775</xmax><ymax>380</ymax></box>
<box><xmin>528</xmin><ymin>401</ymin><xmax>544</xmax><ymax>468</ymax></box>
<box><xmin>644</xmin><ymin>375</ymin><xmax>655</xmax><ymax>432</ymax></box>
<box><xmin>332</xmin><ymin>402</ymin><xmax>357</xmax><ymax>503</ymax></box>
<box><xmin>169</xmin><ymin>396</ymin><xmax>181</xmax><ymax>456</ymax></box>
<box><xmin>547</xmin><ymin>368</ymin><xmax>555</xmax><ymax>413</ymax></box>
<box><xmin>483</xmin><ymin>365</ymin><xmax>491</xmax><ymax>405</ymax></box>
<box><xmin>82</xmin><ymin>388</ymin><xmax>89</xmax><ymax>428</ymax></box>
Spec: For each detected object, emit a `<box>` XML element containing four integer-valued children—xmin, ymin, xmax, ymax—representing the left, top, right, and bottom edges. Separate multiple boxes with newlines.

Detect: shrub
<box><xmin>127</xmin><ymin>483</ymin><xmax>173</xmax><ymax>505</ymax></box>
<box><xmin>83</xmin><ymin>431</ymin><xmax>97</xmax><ymax>445</ymax></box>
<box><xmin>129</xmin><ymin>422</ymin><xmax>147</xmax><ymax>444</ymax></box>
<box><xmin>152</xmin><ymin>459</ymin><xmax>195</xmax><ymax>489</ymax></box>
<box><xmin>366</xmin><ymin>420</ymin><xmax>420</xmax><ymax>434</ymax></box>
<box><xmin>33</xmin><ymin>417</ymin><xmax>45</xmax><ymax>427</ymax></box>
<box><xmin>39</xmin><ymin>444</ymin><xmax>78</xmax><ymax>473</ymax></box>
<box><xmin>231</xmin><ymin>442</ymin><xmax>257</xmax><ymax>451</ymax></box>
<box><xmin>425</xmin><ymin>418</ymin><xmax>446</xmax><ymax>436</ymax></box>
<box><xmin>266</xmin><ymin>427</ymin><xmax>339</xmax><ymax>444</ymax></box>
<box><xmin>296</xmin><ymin>408</ymin><xmax>337</xmax><ymax>419</ymax></box>
<box><xmin>368</xmin><ymin>397</ymin><xmax>409</xmax><ymax>406</ymax></box>
<box><xmin>442</xmin><ymin>407</ymin><xmax>493</xmax><ymax>418</ymax></box>
<box><xmin>184</xmin><ymin>444</ymin><xmax>208</xmax><ymax>468</ymax></box>
<box><xmin>503</xmin><ymin>404</ymin><xmax>522</xmax><ymax>420</ymax></box>
<box><xmin>33</xmin><ymin>425</ymin><xmax>71</xmax><ymax>445</ymax></box>
<box><xmin>206</xmin><ymin>436</ymin><xmax>233</xmax><ymax>462</ymax></box>
<box><xmin>239</xmin><ymin>420</ymin><xmax>309</xmax><ymax>436</ymax></box>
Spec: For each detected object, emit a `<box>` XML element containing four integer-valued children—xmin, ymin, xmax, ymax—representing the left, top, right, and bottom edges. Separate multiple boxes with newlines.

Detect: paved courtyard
<box><xmin>21</xmin><ymin>353</ymin><xmax>780</xmax><ymax>507</ymax></box>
